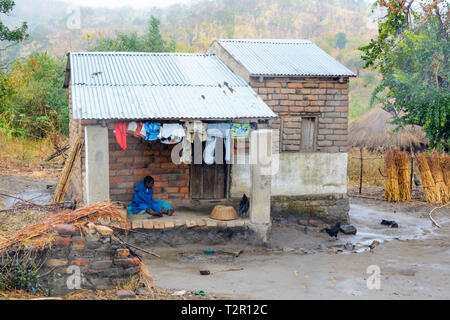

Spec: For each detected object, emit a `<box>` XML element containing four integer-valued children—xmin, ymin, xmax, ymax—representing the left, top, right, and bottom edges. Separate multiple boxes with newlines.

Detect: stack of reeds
<box><xmin>415</xmin><ymin>152</ymin><xmax>440</xmax><ymax>203</ymax></box>
<box><xmin>52</xmin><ymin>135</ymin><xmax>83</xmax><ymax>203</ymax></box>
<box><xmin>427</xmin><ymin>150</ymin><xmax>449</xmax><ymax>203</ymax></box>
<box><xmin>385</xmin><ymin>148</ymin><xmax>400</xmax><ymax>202</ymax></box>
<box><xmin>441</xmin><ymin>154</ymin><xmax>450</xmax><ymax>196</ymax></box>
<box><xmin>395</xmin><ymin>150</ymin><xmax>411</xmax><ymax>201</ymax></box>
<box><xmin>0</xmin><ymin>201</ymin><xmax>129</xmax><ymax>252</ymax></box>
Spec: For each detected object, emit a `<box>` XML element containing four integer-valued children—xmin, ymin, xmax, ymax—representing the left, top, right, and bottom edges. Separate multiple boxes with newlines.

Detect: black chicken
<box><xmin>413</xmin><ymin>173</ymin><xmax>421</xmax><ymax>187</ymax></box>
<box><xmin>239</xmin><ymin>194</ymin><xmax>250</xmax><ymax>218</ymax></box>
<box><xmin>324</xmin><ymin>222</ymin><xmax>341</xmax><ymax>240</ymax></box>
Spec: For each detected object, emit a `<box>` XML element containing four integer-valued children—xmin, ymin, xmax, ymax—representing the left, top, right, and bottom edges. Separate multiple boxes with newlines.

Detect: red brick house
<box><xmin>64</xmin><ymin>52</ymin><xmax>276</xmax><ymax>224</ymax></box>
<box><xmin>208</xmin><ymin>39</ymin><xmax>356</xmax><ymax>222</ymax></box>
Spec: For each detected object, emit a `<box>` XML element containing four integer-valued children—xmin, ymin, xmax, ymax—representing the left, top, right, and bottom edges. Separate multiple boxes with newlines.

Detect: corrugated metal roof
<box><xmin>217</xmin><ymin>39</ymin><xmax>356</xmax><ymax>77</ymax></box>
<box><xmin>68</xmin><ymin>52</ymin><xmax>276</xmax><ymax>120</ymax></box>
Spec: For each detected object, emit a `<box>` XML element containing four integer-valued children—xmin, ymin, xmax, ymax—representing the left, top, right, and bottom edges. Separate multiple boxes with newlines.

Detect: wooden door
<box><xmin>190</xmin><ymin>136</ymin><xmax>229</xmax><ymax>199</ymax></box>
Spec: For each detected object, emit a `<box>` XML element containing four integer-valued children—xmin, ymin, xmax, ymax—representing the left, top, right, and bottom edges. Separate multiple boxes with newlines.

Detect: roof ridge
<box><xmin>70</xmin><ymin>52</ymin><xmax>214</xmax><ymax>56</ymax></box>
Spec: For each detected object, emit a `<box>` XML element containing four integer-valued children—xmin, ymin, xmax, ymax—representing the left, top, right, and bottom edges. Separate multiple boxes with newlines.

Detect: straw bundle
<box><xmin>441</xmin><ymin>154</ymin><xmax>450</xmax><ymax>196</ymax></box>
<box><xmin>0</xmin><ymin>201</ymin><xmax>129</xmax><ymax>252</ymax></box>
<box><xmin>427</xmin><ymin>151</ymin><xmax>449</xmax><ymax>203</ymax></box>
<box><xmin>385</xmin><ymin>148</ymin><xmax>400</xmax><ymax>202</ymax></box>
<box><xmin>416</xmin><ymin>153</ymin><xmax>440</xmax><ymax>203</ymax></box>
<box><xmin>395</xmin><ymin>150</ymin><xmax>411</xmax><ymax>201</ymax></box>
<box><xmin>52</xmin><ymin>135</ymin><xmax>83</xmax><ymax>203</ymax></box>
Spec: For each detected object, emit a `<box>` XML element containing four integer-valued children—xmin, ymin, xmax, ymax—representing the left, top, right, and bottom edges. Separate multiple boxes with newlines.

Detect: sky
<box><xmin>59</xmin><ymin>0</ymin><xmax>194</xmax><ymax>9</ymax></box>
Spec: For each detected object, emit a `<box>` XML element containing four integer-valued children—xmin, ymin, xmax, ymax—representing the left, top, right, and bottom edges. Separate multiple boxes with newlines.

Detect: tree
<box><xmin>359</xmin><ymin>0</ymin><xmax>449</xmax><ymax>150</ymax></box>
<box><xmin>335</xmin><ymin>32</ymin><xmax>348</xmax><ymax>49</ymax></box>
<box><xmin>0</xmin><ymin>52</ymin><xmax>68</xmax><ymax>137</ymax></box>
<box><xmin>0</xmin><ymin>0</ymin><xmax>28</xmax><ymax>53</ymax></box>
<box><xmin>88</xmin><ymin>16</ymin><xmax>175</xmax><ymax>53</ymax></box>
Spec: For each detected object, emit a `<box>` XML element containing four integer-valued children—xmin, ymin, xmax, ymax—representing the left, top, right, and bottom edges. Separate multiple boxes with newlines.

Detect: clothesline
<box><xmin>113</xmin><ymin>120</ymin><xmax>254</xmax><ymax>165</ymax></box>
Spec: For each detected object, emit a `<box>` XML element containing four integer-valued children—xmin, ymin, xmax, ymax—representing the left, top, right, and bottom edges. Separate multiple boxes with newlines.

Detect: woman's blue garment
<box><xmin>144</xmin><ymin>122</ymin><xmax>161</xmax><ymax>141</ymax></box>
<box><xmin>130</xmin><ymin>181</ymin><xmax>163</xmax><ymax>214</ymax></box>
<box><xmin>153</xmin><ymin>199</ymin><xmax>172</xmax><ymax>211</ymax></box>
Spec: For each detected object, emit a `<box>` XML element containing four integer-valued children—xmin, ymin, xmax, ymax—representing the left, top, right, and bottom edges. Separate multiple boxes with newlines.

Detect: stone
<box><xmin>94</xmin><ymin>225</ymin><xmax>114</xmax><ymax>236</ymax></box>
<box><xmin>344</xmin><ymin>242</ymin><xmax>354</xmax><ymax>251</ymax></box>
<box><xmin>54</xmin><ymin>224</ymin><xmax>79</xmax><ymax>236</ymax></box>
<box><xmin>153</xmin><ymin>221</ymin><xmax>164</xmax><ymax>229</ymax></box>
<box><xmin>116</xmin><ymin>290</ymin><xmax>136</xmax><ymax>299</ymax></box>
<box><xmin>340</xmin><ymin>225</ymin><xmax>357</xmax><ymax>235</ymax></box>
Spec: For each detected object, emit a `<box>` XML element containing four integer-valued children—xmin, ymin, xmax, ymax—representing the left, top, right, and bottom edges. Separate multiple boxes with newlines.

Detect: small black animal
<box><xmin>239</xmin><ymin>194</ymin><xmax>250</xmax><ymax>218</ymax></box>
<box><xmin>381</xmin><ymin>220</ymin><xmax>398</xmax><ymax>228</ymax></box>
<box><xmin>324</xmin><ymin>222</ymin><xmax>341</xmax><ymax>240</ymax></box>
<box><xmin>413</xmin><ymin>173</ymin><xmax>421</xmax><ymax>187</ymax></box>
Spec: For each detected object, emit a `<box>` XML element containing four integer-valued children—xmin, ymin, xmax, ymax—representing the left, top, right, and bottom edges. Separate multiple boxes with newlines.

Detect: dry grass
<box><xmin>396</xmin><ymin>150</ymin><xmax>412</xmax><ymax>201</ymax></box>
<box><xmin>0</xmin><ymin>131</ymin><xmax>65</xmax><ymax>180</ymax></box>
<box><xmin>347</xmin><ymin>149</ymin><xmax>385</xmax><ymax>188</ymax></box>
<box><xmin>416</xmin><ymin>153</ymin><xmax>440</xmax><ymax>204</ymax></box>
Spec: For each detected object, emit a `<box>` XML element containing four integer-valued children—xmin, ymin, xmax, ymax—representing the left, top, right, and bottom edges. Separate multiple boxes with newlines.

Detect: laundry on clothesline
<box><xmin>230</xmin><ymin>123</ymin><xmax>250</xmax><ymax>139</ymax></box>
<box><xmin>114</xmin><ymin>122</ymin><xmax>128</xmax><ymax>150</ymax></box>
<box><xmin>127</xmin><ymin>121</ymin><xmax>147</xmax><ymax>139</ymax></box>
<box><xmin>204</xmin><ymin>122</ymin><xmax>232</xmax><ymax>165</ymax></box>
<box><xmin>180</xmin><ymin>137</ymin><xmax>192</xmax><ymax>164</ymax></box>
<box><xmin>185</xmin><ymin>121</ymin><xmax>208</xmax><ymax>143</ymax></box>
<box><xmin>144</xmin><ymin>122</ymin><xmax>161</xmax><ymax>141</ymax></box>
<box><xmin>158</xmin><ymin>123</ymin><xmax>185</xmax><ymax>144</ymax></box>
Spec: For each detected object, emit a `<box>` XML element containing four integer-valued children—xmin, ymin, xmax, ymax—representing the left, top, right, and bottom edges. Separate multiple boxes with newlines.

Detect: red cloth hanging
<box><xmin>114</xmin><ymin>122</ymin><xmax>128</xmax><ymax>150</ymax></box>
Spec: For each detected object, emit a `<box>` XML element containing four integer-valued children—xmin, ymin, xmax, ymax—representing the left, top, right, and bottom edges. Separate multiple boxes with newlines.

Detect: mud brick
<box><xmin>90</xmin><ymin>260</ymin><xmax>113</xmax><ymax>269</ymax></box>
<box><xmin>266</xmin><ymin>82</ymin><xmax>281</xmax><ymax>87</ymax></box>
<box><xmin>186</xmin><ymin>220</ymin><xmax>197</xmax><ymax>228</ymax></box>
<box><xmin>131</xmin><ymin>220</ymin><xmax>143</xmax><ymax>229</ymax></box>
<box><xmin>113</xmin><ymin>257</ymin><xmax>140</xmax><ymax>268</ymax></box>
<box><xmin>164</xmin><ymin>221</ymin><xmax>175</xmax><ymax>229</ymax></box>
<box><xmin>54</xmin><ymin>236</ymin><xmax>72</xmax><ymax>248</ymax></box>
<box><xmin>197</xmin><ymin>220</ymin><xmax>207</xmax><ymax>227</ymax></box>
<box><xmin>153</xmin><ymin>221</ymin><xmax>164</xmax><ymax>229</ymax></box>
<box><xmin>54</xmin><ymin>224</ymin><xmax>79</xmax><ymax>236</ymax></box>
<box><xmin>206</xmin><ymin>221</ymin><xmax>217</xmax><ymax>227</ymax></box>
<box><xmin>116</xmin><ymin>249</ymin><xmax>130</xmax><ymax>257</ymax></box>
<box><xmin>72</xmin><ymin>236</ymin><xmax>86</xmax><ymax>249</ymax></box>
<box><xmin>46</xmin><ymin>259</ymin><xmax>68</xmax><ymax>267</ymax></box>
<box><xmin>142</xmin><ymin>220</ymin><xmax>153</xmax><ymax>229</ymax></box>
<box><xmin>70</xmin><ymin>259</ymin><xmax>88</xmax><ymax>267</ymax></box>
<box><xmin>288</xmin><ymin>83</ymin><xmax>303</xmax><ymax>88</ymax></box>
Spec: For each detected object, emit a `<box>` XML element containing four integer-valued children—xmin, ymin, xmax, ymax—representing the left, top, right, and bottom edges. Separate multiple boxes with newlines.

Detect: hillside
<box><xmin>2</xmin><ymin>0</ymin><xmax>380</xmax><ymax>120</ymax></box>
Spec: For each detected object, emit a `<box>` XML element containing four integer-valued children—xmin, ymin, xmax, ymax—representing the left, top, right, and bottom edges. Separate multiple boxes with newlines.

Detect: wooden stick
<box><xmin>112</xmin><ymin>234</ymin><xmax>160</xmax><ymax>258</ymax></box>
<box><xmin>429</xmin><ymin>203</ymin><xmax>449</xmax><ymax>228</ymax></box>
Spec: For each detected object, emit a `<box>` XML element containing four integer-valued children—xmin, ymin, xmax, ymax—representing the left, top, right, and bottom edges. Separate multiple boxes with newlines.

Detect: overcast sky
<box><xmin>59</xmin><ymin>0</ymin><xmax>194</xmax><ymax>9</ymax></box>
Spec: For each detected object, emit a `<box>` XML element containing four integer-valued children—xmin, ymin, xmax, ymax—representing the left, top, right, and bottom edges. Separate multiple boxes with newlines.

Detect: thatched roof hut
<box><xmin>349</xmin><ymin>105</ymin><xmax>429</xmax><ymax>153</ymax></box>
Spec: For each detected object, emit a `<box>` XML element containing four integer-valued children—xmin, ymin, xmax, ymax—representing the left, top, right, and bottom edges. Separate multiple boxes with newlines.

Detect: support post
<box><xmin>85</xmin><ymin>125</ymin><xmax>110</xmax><ymax>205</ymax></box>
<box><xmin>249</xmin><ymin>129</ymin><xmax>272</xmax><ymax>225</ymax></box>
<box><xmin>359</xmin><ymin>148</ymin><xmax>363</xmax><ymax>194</ymax></box>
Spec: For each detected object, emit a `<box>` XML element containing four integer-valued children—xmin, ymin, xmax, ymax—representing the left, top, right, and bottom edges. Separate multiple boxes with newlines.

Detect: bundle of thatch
<box><xmin>0</xmin><ymin>201</ymin><xmax>129</xmax><ymax>252</ymax></box>
<box><xmin>427</xmin><ymin>151</ymin><xmax>449</xmax><ymax>203</ymax></box>
<box><xmin>441</xmin><ymin>154</ymin><xmax>450</xmax><ymax>196</ymax></box>
<box><xmin>416</xmin><ymin>153</ymin><xmax>440</xmax><ymax>203</ymax></box>
<box><xmin>395</xmin><ymin>150</ymin><xmax>411</xmax><ymax>201</ymax></box>
<box><xmin>385</xmin><ymin>148</ymin><xmax>400</xmax><ymax>202</ymax></box>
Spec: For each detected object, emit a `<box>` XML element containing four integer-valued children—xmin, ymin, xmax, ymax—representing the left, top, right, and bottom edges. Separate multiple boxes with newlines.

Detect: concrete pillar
<box><xmin>249</xmin><ymin>129</ymin><xmax>272</xmax><ymax>224</ymax></box>
<box><xmin>85</xmin><ymin>125</ymin><xmax>110</xmax><ymax>205</ymax></box>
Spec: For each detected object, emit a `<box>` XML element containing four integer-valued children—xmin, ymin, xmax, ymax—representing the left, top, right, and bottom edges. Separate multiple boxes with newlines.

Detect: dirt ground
<box><xmin>144</xmin><ymin>197</ymin><xmax>450</xmax><ymax>300</ymax></box>
<box><xmin>1</xmin><ymin>175</ymin><xmax>449</xmax><ymax>300</ymax></box>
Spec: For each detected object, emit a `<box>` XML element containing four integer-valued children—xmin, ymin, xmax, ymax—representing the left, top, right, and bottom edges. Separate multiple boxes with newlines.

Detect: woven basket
<box><xmin>210</xmin><ymin>205</ymin><xmax>238</xmax><ymax>221</ymax></box>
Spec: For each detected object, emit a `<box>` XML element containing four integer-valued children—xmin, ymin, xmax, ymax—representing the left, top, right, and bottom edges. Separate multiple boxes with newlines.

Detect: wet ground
<box><xmin>1</xmin><ymin>175</ymin><xmax>449</xmax><ymax>299</ymax></box>
<box><xmin>145</xmin><ymin>197</ymin><xmax>450</xmax><ymax>299</ymax></box>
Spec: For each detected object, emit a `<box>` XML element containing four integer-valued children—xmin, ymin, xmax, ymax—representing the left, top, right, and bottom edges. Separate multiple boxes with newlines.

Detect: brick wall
<box><xmin>107</xmin><ymin>123</ymin><xmax>190</xmax><ymax>204</ymax></box>
<box><xmin>250</xmin><ymin>76</ymin><xmax>349</xmax><ymax>153</ymax></box>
